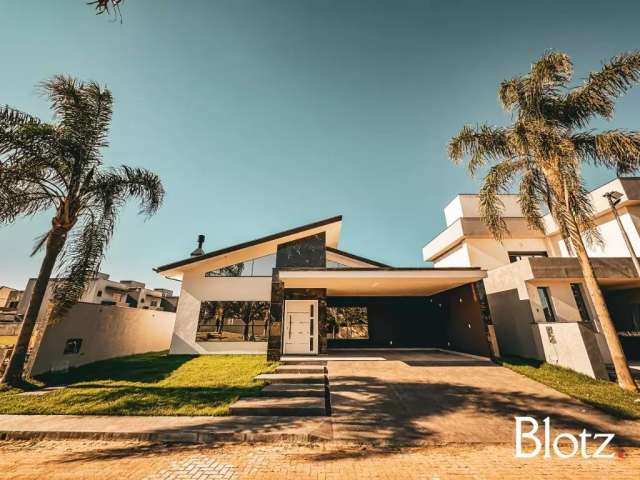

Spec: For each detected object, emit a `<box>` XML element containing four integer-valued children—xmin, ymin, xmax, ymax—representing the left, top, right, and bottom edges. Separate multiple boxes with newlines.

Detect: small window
<box><xmin>96</xmin><ymin>290</ymin><xmax>102</xmax><ymax>297</ymax></box>
<box><xmin>508</xmin><ymin>251</ymin><xmax>548</xmax><ymax>263</ymax></box>
<box><xmin>150</xmin><ymin>300</ymin><xmax>158</xmax><ymax>307</ymax></box>
<box><xmin>537</xmin><ymin>287</ymin><xmax>556</xmax><ymax>322</ymax></box>
<box><xmin>140</xmin><ymin>298</ymin><xmax>145</xmax><ymax>303</ymax></box>
<box><xmin>571</xmin><ymin>283</ymin><xmax>592</xmax><ymax>325</ymax></box>
<box><xmin>63</xmin><ymin>338</ymin><xmax>82</xmax><ymax>355</ymax></box>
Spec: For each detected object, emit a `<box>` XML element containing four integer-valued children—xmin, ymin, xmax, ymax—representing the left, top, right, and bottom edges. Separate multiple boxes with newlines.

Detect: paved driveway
<box><xmin>326</xmin><ymin>349</ymin><xmax>640</xmax><ymax>445</ymax></box>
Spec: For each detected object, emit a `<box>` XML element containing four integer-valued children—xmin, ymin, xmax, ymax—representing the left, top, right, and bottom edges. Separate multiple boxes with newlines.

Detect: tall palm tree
<box><xmin>449</xmin><ymin>51</ymin><xmax>640</xmax><ymax>392</ymax></box>
<box><xmin>0</xmin><ymin>75</ymin><xmax>164</xmax><ymax>386</ymax></box>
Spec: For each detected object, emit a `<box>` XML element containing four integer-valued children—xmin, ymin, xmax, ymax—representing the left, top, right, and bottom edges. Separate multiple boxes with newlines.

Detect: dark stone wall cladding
<box><xmin>266</xmin><ymin>274</ymin><xmax>284</xmax><ymax>361</ymax></box>
<box><xmin>326</xmin><ymin>296</ymin><xmax>448</xmax><ymax>349</ymax></box>
<box><xmin>327</xmin><ymin>287</ymin><xmax>493</xmax><ymax>357</ymax></box>
<box><xmin>444</xmin><ymin>283</ymin><xmax>492</xmax><ymax>357</ymax></box>
<box><xmin>276</xmin><ymin>233</ymin><xmax>326</xmax><ymax>268</ymax></box>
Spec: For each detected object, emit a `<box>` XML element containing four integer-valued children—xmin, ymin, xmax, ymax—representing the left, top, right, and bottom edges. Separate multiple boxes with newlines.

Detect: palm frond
<box><xmin>518</xmin><ymin>168</ymin><xmax>546</xmax><ymax>233</ymax></box>
<box><xmin>478</xmin><ymin>159</ymin><xmax>526</xmax><ymax>239</ymax></box>
<box><xmin>87</xmin><ymin>165</ymin><xmax>165</xmax><ymax>217</ymax></box>
<box><xmin>448</xmin><ymin>124</ymin><xmax>513</xmax><ymax>175</ymax></box>
<box><xmin>52</xmin><ymin>212</ymin><xmax>116</xmax><ymax>318</ymax></box>
<box><xmin>564</xmin><ymin>52</ymin><xmax>640</xmax><ymax>127</ymax></box>
<box><xmin>572</xmin><ymin>130</ymin><xmax>640</xmax><ymax>175</ymax></box>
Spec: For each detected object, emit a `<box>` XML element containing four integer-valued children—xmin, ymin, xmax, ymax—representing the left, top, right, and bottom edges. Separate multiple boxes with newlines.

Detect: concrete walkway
<box><xmin>0</xmin><ymin>414</ymin><xmax>332</xmax><ymax>443</ymax></box>
<box><xmin>326</xmin><ymin>350</ymin><xmax>640</xmax><ymax>445</ymax></box>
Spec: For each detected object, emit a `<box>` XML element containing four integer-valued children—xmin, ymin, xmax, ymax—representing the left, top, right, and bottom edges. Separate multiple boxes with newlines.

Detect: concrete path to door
<box><xmin>326</xmin><ymin>349</ymin><xmax>640</xmax><ymax>446</ymax></box>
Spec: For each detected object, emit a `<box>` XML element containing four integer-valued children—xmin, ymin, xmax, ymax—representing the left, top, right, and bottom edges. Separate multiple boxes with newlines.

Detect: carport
<box><xmin>276</xmin><ymin>267</ymin><xmax>497</xmax><ymax>359</ymax></box>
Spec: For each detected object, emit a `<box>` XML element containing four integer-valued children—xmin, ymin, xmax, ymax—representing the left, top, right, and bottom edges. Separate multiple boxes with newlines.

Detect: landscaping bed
<box><xmin>499</xmin><ymin>356</ymin><xmax>640</xmax><ymax>420</ymax></box>
<box><xmin>0</xmin><ymin>352</ymin><xmax>277</xmax><ymax>416</ymax></box>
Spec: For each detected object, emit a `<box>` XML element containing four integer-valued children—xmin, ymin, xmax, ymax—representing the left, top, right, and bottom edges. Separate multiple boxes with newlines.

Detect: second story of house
<box><xmin>16</xmin><ymin>273</ymin><xmax>178</xmax><ymax>317</ymax></box>
<box><xmin>423</xmin><ymin>177</ymin><xmax>640</xmax><ymax>270</ymax></box>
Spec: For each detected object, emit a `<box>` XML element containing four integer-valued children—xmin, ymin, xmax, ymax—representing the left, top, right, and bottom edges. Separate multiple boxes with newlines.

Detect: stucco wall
<box><xmin>170</xmin><ymin>270</ymin><xmax>271</xmax><ymax>355</ymax></box>
<box><xmin>444</xmin><ymin>195</ymin><xmax>524</xmax><ymax>226</ymax></box>
<box><xmin>535</xmin><ymin>322</ymin><xmax>607</xmax><ymax>379</ymax></box>
<box><xmin>29</xmin><ymin>303</ymin><xmax>175</xmax><ymax>376</ymax></box>
<box><xmin>547</xmin><ymin>206</ymin><xmax>640</xmax><ymax>258</ymax></box>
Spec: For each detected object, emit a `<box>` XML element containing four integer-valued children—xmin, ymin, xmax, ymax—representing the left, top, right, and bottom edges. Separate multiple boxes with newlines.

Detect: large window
<box><xmin>204</xmin><ymin>254</ymin><xmax>276</xmax><ymax>277</ymax></box>
<box><xmin>326</xmin><ymin>306</ymin><xmax>368</xmax><ymax>339</ymax></box>
<box><xmin>570</xmin><ymin>283</ymin><xmax>593</xmax><ymax>326</ymax></box>
<box><xmin>537</xmin><ymin>287</ymin><xmax>556</xmax><ymax>322</ymax></box>
<box><xmin>197</xmin><ymin>301</ymin><xmax>270</xmax><ymax>342</ymax></box>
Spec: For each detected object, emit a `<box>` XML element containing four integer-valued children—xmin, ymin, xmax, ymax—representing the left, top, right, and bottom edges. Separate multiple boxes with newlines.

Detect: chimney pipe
<box><xmin>190</xmin><ymin>234</ymin><xmax>205</xmax><ymax>257</ymax></box>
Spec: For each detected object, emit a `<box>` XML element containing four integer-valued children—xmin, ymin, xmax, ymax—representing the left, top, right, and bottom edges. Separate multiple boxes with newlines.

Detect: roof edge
<box><xmin>326</xmin><ymin>246</ymin><xmax>391</xmax><ymax>268</ymax></box>
<box><xmin>155</xmin><ymin>215</ymin><xmax>343</xmax><ymax>273</ymax></box>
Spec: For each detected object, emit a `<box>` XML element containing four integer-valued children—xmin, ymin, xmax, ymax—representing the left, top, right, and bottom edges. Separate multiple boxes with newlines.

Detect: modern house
<box><xmin>0</xmin><ymin>286</ymin><xmax>22</xmax><ymax>311</ymax></box>
<box><xmin>18</xmin><ymin>273</ymin><xmax>178</xmax><ymax>317</ymax></box>
<box><xmin>423</xmin><ymin>177</ymin><xmax>640</xmax><ymax>379</ymax></box>
<box><xmin>155</xmin><ymin>216</ymin><xmax>497</xmax><ymax>360</ymax></box>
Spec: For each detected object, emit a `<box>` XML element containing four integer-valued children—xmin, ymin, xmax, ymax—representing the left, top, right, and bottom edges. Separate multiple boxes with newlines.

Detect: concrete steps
<box><xmin>229</xmin><ymin>396</ymin><xmax>326</xmax><ymax>417</ymax></box>
<box><xmin>255</xmin><ymin>373</ymin><xmax>326</xmax><ymax>384</ymax></box>
<box><xmin>229</xmin><ymin>357</ymin><xmax>331</xmax><ymax>416</ymax></box>
<box><xmin>261</xmin><ymin>383</ymin><xmax>326</xmax><ymax>397</ymax></box>
<box><xmin>275</xmin><ymin>365</ymin><xmax>327</xmax><ymax>375</ymax></box>
<box><xmin>280</xmin><ymin>356</ymin><xmax>328</xmax><ymax>365</ymax></box>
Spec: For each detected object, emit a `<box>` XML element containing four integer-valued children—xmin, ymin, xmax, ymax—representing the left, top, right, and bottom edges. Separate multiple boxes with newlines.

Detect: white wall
<box><xmin>548</xmin><ymin>207</ymin><xmax>640</xmax><ymax>259</ymax></box>
<box><xmin>444</xmin><ymin>195</ymin><xmax>524</xmax><ymax>226</ymax></box>
<box><xmin>170</xmin><ymin>270</ymin><xmax>271</xmax><ymax>355</ymax></box>
<box><xmin>436</xmin><ymin>237</ymin><xmax>549</xmax><ymax>270</ymax></box>
<box><xmin>433</xmin><ymin>243</ymin><xmax>471</xmax><ymax>268</ymax></box>
<box><xmin>30</xmin><ymin>303</ymin><xmax>175</xmax><ymax>375</ymax></box>
<box><xmin>534</xmin><ymin>322</ymin><xmax>607</xmax><ymax>379</ymax></box>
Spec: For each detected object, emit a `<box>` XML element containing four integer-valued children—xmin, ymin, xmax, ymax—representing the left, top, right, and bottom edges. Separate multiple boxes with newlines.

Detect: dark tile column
<box><xmin>267</xmin><ymin>271</ymin><xmax>284</xmax><ymax>361</ymax></box>
<box><xmin>474</xmin><ymin>280</ymin><xmax>500</xmax><ymax>360</ymax></box>
<box><xmin>318</xmin><ymin>296</ymin><xmax>328</xmax><ymax>354</ymax></box>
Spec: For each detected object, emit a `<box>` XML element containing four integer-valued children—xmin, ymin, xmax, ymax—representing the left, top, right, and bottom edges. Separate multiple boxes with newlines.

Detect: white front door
<box><xmin>283</xmin><ymin>300</ymin><xmax>318</xmax><ymax>355</ymax></box>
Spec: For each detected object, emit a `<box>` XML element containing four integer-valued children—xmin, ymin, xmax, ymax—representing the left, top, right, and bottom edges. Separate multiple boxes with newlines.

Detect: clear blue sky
<box><xmin>2</xmin><ymin>0</ymin><xmax>640</xmax><ymax>293</ymax></box>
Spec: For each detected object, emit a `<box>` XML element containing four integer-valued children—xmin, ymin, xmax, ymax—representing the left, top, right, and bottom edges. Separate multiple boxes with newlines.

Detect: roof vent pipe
<box><xmin>190</xmin><ymin>234</ymin><xmax>205</xmax><ymax>257</ymax></box>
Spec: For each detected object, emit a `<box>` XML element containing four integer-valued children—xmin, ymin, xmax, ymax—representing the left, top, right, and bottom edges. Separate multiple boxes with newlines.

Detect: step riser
<box><xmin>282</xmin><ymin>361</ymin><xmax>327</xmax><ymax>366</ymax></box>
<box><xmin>229</xmin><ymin>407</ymin><xmax>326</xmax><ymax>417</ymax></box>
<box><xmin>261</xmin><ymin>390</ymin><xmax>325</xmax><ymax>398</ymax></box>
<box><xmin>262</xmin><ymin>377</ymin><xmax>326</xmax><ymax>385</ymax></box>
<box><xmin>276</xmin><ymin>368</ymin><xmax>327</xmax><ymax>374</ymax></box>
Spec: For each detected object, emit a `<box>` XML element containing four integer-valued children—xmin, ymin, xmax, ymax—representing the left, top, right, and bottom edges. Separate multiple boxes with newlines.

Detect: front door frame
<box><xmin>283</xmin><ymin>299</ymin><xmax>319</xmax><ymax>355</ymax></box>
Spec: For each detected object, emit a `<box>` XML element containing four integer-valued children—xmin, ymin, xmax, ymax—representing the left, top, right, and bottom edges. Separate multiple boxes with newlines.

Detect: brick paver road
<box><xmin>0</xmin><ymin>439</ymin><xmax>638</xmax><ymax>479</ymax></box>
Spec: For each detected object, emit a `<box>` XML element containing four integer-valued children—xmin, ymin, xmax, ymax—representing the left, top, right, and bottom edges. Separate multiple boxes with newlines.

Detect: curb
<box><xmin>0</xmin><ymin>429</ymin><xmax>332</xmax><ymax>444</ymax></box>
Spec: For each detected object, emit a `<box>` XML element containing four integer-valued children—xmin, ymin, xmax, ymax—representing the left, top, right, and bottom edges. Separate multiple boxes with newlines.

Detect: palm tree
<box><xmin>449</xmin><ymin>51</ymin><xmax>640</xmax><ymax>392</ymax></box>
<box><xmin>0</xmin><ymin>75</ymin><xmax>164</xmax><ymax>386</ymax></box>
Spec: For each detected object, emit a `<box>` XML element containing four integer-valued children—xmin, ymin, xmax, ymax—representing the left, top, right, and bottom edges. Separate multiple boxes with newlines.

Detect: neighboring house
<box><xmin>156</xmin><ymin>216</ymin><xmax>497</xmax><ymax>360</ymax></box>
<box><xmin>120</xmin><ymin>280</ymin><xmax>164</xmax><ymax>310</ymax></box>
<box><xmin>18</xmin><ymin>274</ymin><xmax>177</xmax><ymax>316</ymax></box>
<box><xmin>0</xmin><ymin>286</ymin><xmax>23</xmax><ymax>311</ymax></box>
<box><xmin>423</xmin><ymin>177</ymin><xmax>640</xmax><ymax>379</ymax></box>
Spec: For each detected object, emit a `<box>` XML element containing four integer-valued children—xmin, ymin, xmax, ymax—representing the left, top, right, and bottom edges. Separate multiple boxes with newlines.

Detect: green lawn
<box><xmin>499</xmin><ymin>356</ymin><xmax>640</xmax><ymax>420</ymax></box>
<box><xmin>0</xmin><ymin>336</ymin><xmax>17</xmax><ymax>346</ymax></box>
<box><xmin>0</xmin><ymin>352</ymin><xmax>278</xmax><ymax>416</ymax></box>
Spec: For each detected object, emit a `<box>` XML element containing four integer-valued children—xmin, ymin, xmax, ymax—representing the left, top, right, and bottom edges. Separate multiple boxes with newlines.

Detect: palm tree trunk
<box><xmin>567</xmin><ymin>218</ymin><xmax>638</xmax><ymax>392</ymax></box>
<box><xmin>1</xmin><ymin>229</ymin><xmax>66</xmax><ymax>386</ymax></box>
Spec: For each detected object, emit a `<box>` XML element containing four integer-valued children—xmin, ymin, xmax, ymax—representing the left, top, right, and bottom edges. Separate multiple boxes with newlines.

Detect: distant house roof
<box><xmin>155</xmin><ymin>215</ymin><xmax>343</xmax><ymax>275</ymax></box>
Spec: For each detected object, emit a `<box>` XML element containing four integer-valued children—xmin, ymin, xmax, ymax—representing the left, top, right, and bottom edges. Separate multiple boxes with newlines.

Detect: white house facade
<box><xmin>423</xmin><ymin>177</ymin><xmax>640</xmax><ymax>378</ymax></box>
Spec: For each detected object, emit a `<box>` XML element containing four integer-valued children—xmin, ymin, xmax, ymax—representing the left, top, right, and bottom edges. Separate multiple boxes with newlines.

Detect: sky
<box><xmin>2</xmin><ymin>0</ymin><xmax>640</xmax><ymax>293</ymax></box>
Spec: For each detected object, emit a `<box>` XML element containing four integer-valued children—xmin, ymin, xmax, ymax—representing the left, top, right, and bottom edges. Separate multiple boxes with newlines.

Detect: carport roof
<box><xmin>278</xmin><ymin>267</ymin><xmax>486</xmax><ymax>296</ymax></box>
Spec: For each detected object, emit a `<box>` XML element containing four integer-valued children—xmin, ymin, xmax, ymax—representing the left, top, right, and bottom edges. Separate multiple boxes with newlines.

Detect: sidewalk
<box><xmin>0</xmin><ymin>414</ymin><xmax>333</xmax><ymax>443</ymax></box>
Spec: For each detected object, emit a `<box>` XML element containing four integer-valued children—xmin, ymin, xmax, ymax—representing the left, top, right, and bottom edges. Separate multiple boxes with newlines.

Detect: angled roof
<box><xmin>326</xmin><ymin>246</ymin><xmax>391</xmax><ymax>268</ymax></box>
<box><xmin>155</xmin><ymin>215</ymin><xmax>342</xmax><ymax>275</ymax></box>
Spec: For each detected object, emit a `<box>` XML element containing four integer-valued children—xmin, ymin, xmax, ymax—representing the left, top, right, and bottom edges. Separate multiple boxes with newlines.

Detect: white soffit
<box><xmin>279</xmin><ymin>269</ymin><xmax>486</xmax><ymax>296</ymax></box>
